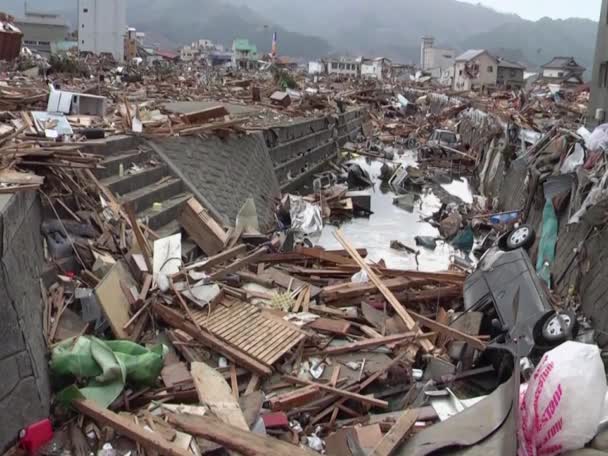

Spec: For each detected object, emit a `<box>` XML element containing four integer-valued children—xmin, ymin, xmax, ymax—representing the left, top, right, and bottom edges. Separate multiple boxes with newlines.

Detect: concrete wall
<box><xmin>589</xmin><ymin>0</ymin><xmax>608</xmax><ymax>127</ymax></box>
<box><xmin>0</xmin><ymin>191</ymin><xmax>50</xmax><ymax>451</ymax></box>
<box><xmin>264</xmin><ymin>109</ymin><xmax>366</xmax><ymax>192</ymax></box>
<box><xmin>152</xmin><ymin>132</ymin><xmax>280</xmax><ymax>231</ymax></box>
<box><xmin>78</xmin><ymin>0</ymin><xmax>126</xmax><ymax>61</ymax></box>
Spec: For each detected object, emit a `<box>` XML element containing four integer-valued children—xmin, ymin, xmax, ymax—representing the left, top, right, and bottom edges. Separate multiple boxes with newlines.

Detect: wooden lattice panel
<box><xmin>191</xmin><ymin>301</ymin><xmax>306</xmax><ymax>367</ymax></box>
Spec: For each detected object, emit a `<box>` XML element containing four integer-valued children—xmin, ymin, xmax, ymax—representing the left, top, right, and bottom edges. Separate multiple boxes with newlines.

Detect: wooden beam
<box><xmin>333</xmin><ymin>230</ymin><xmax>435</xmax><ymax>353</ymax></box>
<box><xmin>321</xmin><ymin>277</ymin><xmax>410</xmax><ymax>302</ymax></box>
<box><xmin>74</xmin><ymin>399</ymin><xmax>190</xmax><ymax>456</ymax></box>
<box><xmin>269</xmin><ymin>385</ymin><xmax>321</xmax><ymax>411</ymax></box>
<box><xmin>408</xmin><ymin>310</ymin><xmax>486</xmax><ymax>352</ymax></box>
<box><xmin>369</xmin><ymin>410</ymin><xmax>417</xmax><ymax>456</ymax></box>
<box><xmin>208</xmin><ymin>247</ymin><xmax>269</xmax><ymax>281</ymax></box>
<box><xmin>180</xmin><ymin>244</ymin><xmax>248</xmax><ymax>275</ymax></box>
<box><xmin>169</xmin><ymin>413</ymin><xmax>316</xmax><ymax>456</ymax></box>
<box><xmin>318</xmin><ymin>333</ymin><xmax>419</xmax><ymax>356</ymax></box>
<box><xmin>153</xmin><ymin>303</ymin><xmax>272</xmax><ymax>376</ymax></box>
<box><xmin>124</xmin><ymin>204</ymin><xmax>152</xmax><ymax>272</ymax></box>
<box><xmin>282</xmin><ymin>376</ymin><xmax>388</xmax><ymax>409</ymax></box>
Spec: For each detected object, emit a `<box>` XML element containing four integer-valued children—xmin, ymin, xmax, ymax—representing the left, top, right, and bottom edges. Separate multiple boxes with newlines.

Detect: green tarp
<box><xmin>536</xmin><ymin>199</ymin><xmax>559</xmax><ymax>287</ymax></box>
<box><xmin>51</xmin><ymin>336</ymin><xmax>166</xmax><ymax>408</ymax></box>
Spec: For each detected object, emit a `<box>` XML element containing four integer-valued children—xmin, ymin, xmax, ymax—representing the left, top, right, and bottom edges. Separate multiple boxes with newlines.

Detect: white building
<box><xmin>181</xmin><ymin>46</ymin><xmax>197</xmax><ymax>62</ymax></box>
<box><xmin>361</xmin><ymin>57</ymin><xmax>392</xmax><ymax>81</ymax></box>
<box><xmin>308</xmin><ymin>61</ymin><xmax>324</xmax><ymax>75</ymax></box>
<box><xmin>78</xmin><ymin>0</ymin><xmax>127</xmax><ymax>61</ymax></box>
<box><xmin>326</xmin><ymin>57</ymin><xmax>361</xmax><ymax>78</ymax></box>
<box><xmin>420</xmin><ymin>37</ymin><xmax>456</xmax><ymax>82</ymax></box>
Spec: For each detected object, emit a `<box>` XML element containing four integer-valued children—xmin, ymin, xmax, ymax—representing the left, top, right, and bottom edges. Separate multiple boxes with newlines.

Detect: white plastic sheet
<box><xmin>518</xmin><ymin>342</ymin><xmax>607</xmax><ymax>456</ymax></box>
<box><xmin>289</xmin><ymin>195</ymin><xmax>323</xmax><ymax>235</ymax></box>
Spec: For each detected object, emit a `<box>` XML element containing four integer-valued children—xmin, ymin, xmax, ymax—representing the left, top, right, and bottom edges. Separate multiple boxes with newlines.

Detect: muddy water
<box><xmin>317</xmin><ymin>152</ymin><xmax>473</xmax><ymax>271</ymax></box>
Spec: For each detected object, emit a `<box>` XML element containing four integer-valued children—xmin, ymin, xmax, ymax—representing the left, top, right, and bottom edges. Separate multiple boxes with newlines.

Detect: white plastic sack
<box><xmin>560</xmin><ymin>143</ymin><xmax>585</xmax><ymax>174</ymax></box>
<box><xmin>518</xmin><ymin>341</ymin><xmax>607</xmax><ymax>456</ymax></box>
<box><xmin>351</xmin><ymin>269</ymin><xmax>369</xmax><ymax>283</ymax></box>
<box><xmin>586</xmin><ymin>123</ymin><xmax>608</xmax><ymax>153</ymax></box>
<box><xmin>288</xmin><ymin>195</ymin><xmax>323</xmax><ymax>235</ymax></box>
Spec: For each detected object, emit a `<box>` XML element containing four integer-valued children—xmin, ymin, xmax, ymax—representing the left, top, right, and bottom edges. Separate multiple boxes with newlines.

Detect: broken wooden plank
<box><xmin>269</xmin><ymin>385</ymin><xmax>322</xmax><ymax>412</ymax></box>
<box><xmin>282</xmin><ymin>376</ymin><xmax>388</xmax><ymax>409</ymax></box>
<box><xmin>179</xmin><ymin>198</ymin><xmax>228</xmax><ymax>256</ymax></box>
<box><xmin>153</xmin><ymin>303</ymin><xmax>272</xmax><ymax>376</ymax></box>
<box><xmin>168</xmin><ymin>413</ymin><xmax>316</xmax><ymax>456</ymax></box>
<box><xmin>334</xmin><ymin>230</ymin><xmax>435</xmax><ymax>353</ymax></box>
<box><xmin>124</xmin><ymin>204</ymin><xmax>152</xmax><ymax>272</ymax></box>
<box><xmin>308</xmin><ymin>318</ymin><xmax>352</xmax><ymax>335</ymax></box>
<box><xmin>322</xmin><ymin>277</ymin><xmax>410</xmax><ymax>302</ymax></box>
<box><xmin>191</xmin><ymin>362</ymin><xmax>248</xmax><ymax>431</ymax></box>
<box><xmin>95</xmin><ymin>261</ymin><xmax>135</xmax><ymax>340</ymax></box>
<box><xmin>208</xmin><ymin>246</ymin><xmax>269</xmax><ymax>281</ymax></box>
<box><xmin>180</xmin><ymin>244</ymin><xmax>248</xmax><ymax>275</ymax></box>
<box><xmin>369</xmin><ymin>410</ymin><xmax>417</xmax><ymax>456</ymax></box>
<box><xmin>74</xmin><ymin>399</ymin><xmax>190</xmax><ymax>456</ymax></box>
<box><xmin>318</xmin><ymin>333</ymin><xmax>419</xmax><ymax>356</ymax></box>
<box><xmin>408</xmin><ymin>310</ymin><xmax>486</xmax><ymax>352</ymax></box>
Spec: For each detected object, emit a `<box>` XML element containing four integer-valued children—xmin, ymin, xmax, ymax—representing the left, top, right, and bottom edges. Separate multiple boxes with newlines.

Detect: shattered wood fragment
<box><xmin>73</xmin><ymin>399</ymin><xmax>190</xmax><ymax>456</ymax></box>
<box><xmin>269</xmin><ymin>385</ymin><xmax>322</xmax><ymax>411</ymax></box>
<box><xmin>334</xmin><ymin>230</ymin><xmax>435</xmax><ymax>353</ymax></box>
<box><xmin>282</xmin><ymin>376</ymin><xmax>388</xmax><ymax>408</ymax></box>
<box><xmin>169</xmin><ymin>413</ymin><xmax>317</xmax><ymax>456</ymax></box>
<box><xmin>181</xmin><ymin>105</ymin><xmax>229</xmax><ymax>124</ymax></box>
<box><xmin>318</xmin><ymin>333</ymin><xmax>419</xmax><ymax>356</ymax></box>
<box><xmin>369</xmin><ymin>410</ymin><xmax>417</xmax><ymax>456</ymax></box>
<box><xmin>179</xmin><ymin>198</ymin><xmax>228</xmax><ymax>255</ymax></box>
<box><xmin>308</xmin><ymin>318</ymin><xmax>352</xmax><ymax>335</ymax></box>
<box><xmin>191</xmin><ymin>361</ymin><xmax>249</xmax><ymax>431</ymax></box>
<box><xmin>208</xmin><ymin>246</ymin><xmax>269</xmax><ymax>281</ymax></box>
<box><xmin>408</xmin><ymin>310</ymin><xmax>486</xmax><ymax>351</ymax></box>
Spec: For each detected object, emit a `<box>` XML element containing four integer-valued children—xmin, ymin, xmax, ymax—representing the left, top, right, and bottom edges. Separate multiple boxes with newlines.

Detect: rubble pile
<box><xmin>5</xmin><ymin>49</ymin><xmax>608</xmax><ymax>456</ymax></box>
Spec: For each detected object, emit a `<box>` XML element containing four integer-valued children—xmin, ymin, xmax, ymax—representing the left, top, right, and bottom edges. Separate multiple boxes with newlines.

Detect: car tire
<box><xmin>540</xmin><ymin>311</ymin><xmax>578</xmax><ymax>345</ymax></box>
<box><xmin>505</xmin><ymin>224</ymin><xmax>536</xmax><ymax>251</ymax></box>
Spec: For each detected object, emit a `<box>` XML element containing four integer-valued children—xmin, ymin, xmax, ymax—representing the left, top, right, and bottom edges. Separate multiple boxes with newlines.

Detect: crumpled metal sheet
<box><xmin>289</xmin><ymin>195</ymin><xmax>323</xmax><ymax>235</ymax></box>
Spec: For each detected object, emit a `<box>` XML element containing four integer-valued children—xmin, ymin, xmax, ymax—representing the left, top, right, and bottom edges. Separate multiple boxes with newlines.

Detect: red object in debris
<box><xmin>19</xmin><ymin>419</ymin><xmax>53</xmax><ymax>455</ymax></box>
<box><xmin>262</xmin><ymin>412</ymin><xmax>289</xmax><ymax>428</ymax></box>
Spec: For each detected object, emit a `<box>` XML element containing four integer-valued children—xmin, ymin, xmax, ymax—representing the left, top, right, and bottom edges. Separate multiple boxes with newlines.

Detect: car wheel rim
<box><xmin>546</xmin><ymin>314</ymin><xmax>571</xmax><ymax>336</ymax></box>
<box><xmin>510</xmin><ymin>227</ymin><xmax>529</xmax><ymax>245</ymax></box>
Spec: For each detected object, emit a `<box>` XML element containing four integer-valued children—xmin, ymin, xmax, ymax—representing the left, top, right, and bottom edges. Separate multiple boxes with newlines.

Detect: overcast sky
<box><xmin>460</xmin><ymin>0</ymin><xmax>601</xmax><ymax>21</ymax></box>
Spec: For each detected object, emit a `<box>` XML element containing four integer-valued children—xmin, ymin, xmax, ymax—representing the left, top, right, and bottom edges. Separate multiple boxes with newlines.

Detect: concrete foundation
<box><xmin>0</xmin><ymin>191</ymin><xmax>50</xmax><ymax>451</ymax></box>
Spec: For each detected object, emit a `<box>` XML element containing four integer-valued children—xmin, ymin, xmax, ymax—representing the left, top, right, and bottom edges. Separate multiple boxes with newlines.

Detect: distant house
<box><xmin>326</xmin><ymin>57</ymin><xmax>361</xmax><ymax>78</ymax></box>
<box><xmin>496</xmin><ymin>58</ymin><xmax>526</xmax><ymax>90</ymax></box>
<box><xmin>15</xmin><ymin>11</ymin><xmax>69</xmax><ymax>57</ymax></box>
<box><xmin>453</xmin><ymin>50</ymin><xmax>498</xmax><ymax>92</ymax></box>
<box><xmin>361</xmin><ymin>57</ymin><xmax>392</xmax><ymax>81</ymax></box>
<box><xmin>541</xmin><ymin>57</ymin><xmax>586</xmax><ymax>84</ymax></box>
<box><xmin>232</xmin><ymin>39</ymin><xmax>258</xmax><ymax>70</ymax></box>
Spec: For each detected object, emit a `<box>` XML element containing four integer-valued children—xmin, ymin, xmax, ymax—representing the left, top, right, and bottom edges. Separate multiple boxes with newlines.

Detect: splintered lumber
<box><xmin>269</xmin><ymin>385</ymin><xmax>322</xmax><ymax>411</ymax></box>
<box><xmin>369</xmin><ymin>410</ymin><xmax>418</xmax><ymax>456</ymax></box>
<box><xmin>74</xmin><ymin>399</ymin><xmax>190</xmax><ymax>456</ymax></box>
<box><xmin>179</xmin><ymin>198</ymin><xmax>228</xmax><ymax>255</ymax></box>
<box><xmin>180</xmin><ymin>244</ymin><xmax>248</xmax><ymax>275</ymax></box>
<box><xmin>95</xmin><ymin>261</ymin><xmax>135</xmax><ymax>340</ymax></box>
<box><xmin>322</xmin><ymin>277</ymin><xmax>410</xmax><ymax>302</ymax></box>
<box><xmin>283</xmin><ymin>376</ymin><xmax>388</xmax><ymax>409</ymax></box>
<box><xmin>334</xmin><ymin>230</ymin><xmax>435</xmax><ymax>353</ymax></box>
<box><xmin>208</xmin><ymin>246</ymin><xmax>269</xmax><ymax>281</ymax></box>
<box><xmin>319</xmin><ymin>333</ymin><xmax>419</xmax><ymax>356</ymax></box>
<box><xmin>308</xmin><ymin>318</ymin><xmax>351</xmax><ymax>335</ymax></box>
<box><xmin>408</xmin><ymin>310</ymin><xmax>486</xmax><ymax>351</ymax></box>
<box><xmin>297</xmin><ymin>247</ymin><xmax>356</xmax><ymax>266</ymax></box>
<box><xmin>153</xmin><ymin>302</ymin><xmax>272</xmax><ymax>376</ymax></box>
<box><xmin>191</xmin><ymin>362</ymin><xmax>249</xmax><ymax>430</ymax></box>
<box><xmin>169</xmin><ymin>413</ymin><xmax>316</xmax><ymax>456</ymax></box>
